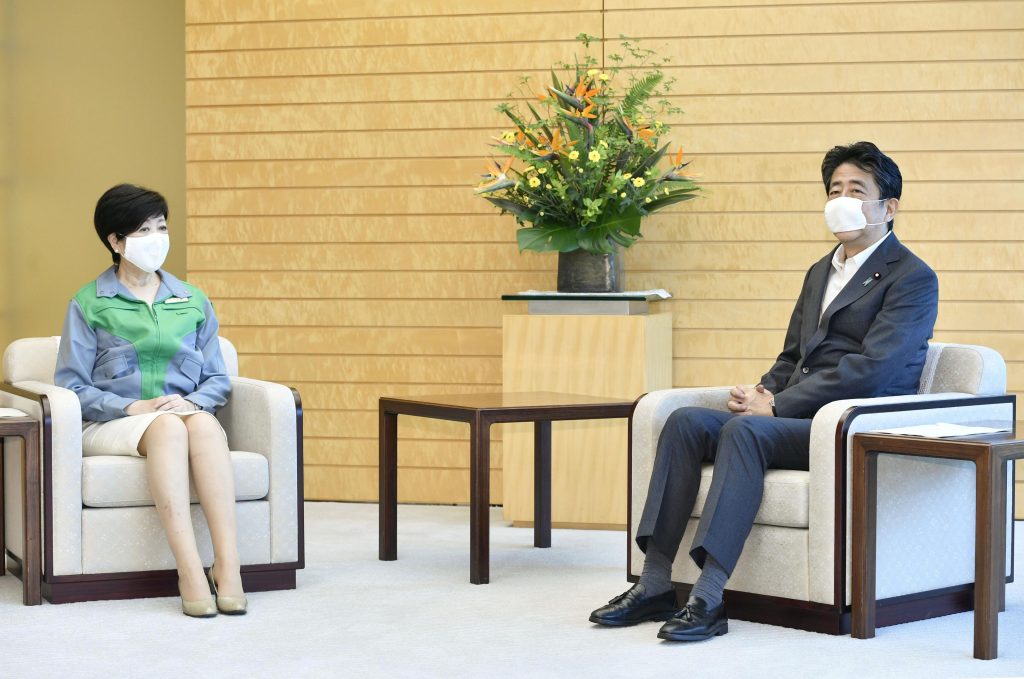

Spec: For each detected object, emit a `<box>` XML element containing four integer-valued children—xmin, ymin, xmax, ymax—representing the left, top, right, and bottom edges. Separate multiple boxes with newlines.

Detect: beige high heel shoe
<box><xmin>179</xmin><ymin>579</ymin><xmax>217</xmax><ymax>618</ymax></box>
<box><xmin>207</xmin><ymin>563</ymin><xmax>248</xmax><ymax>615</ymax></box>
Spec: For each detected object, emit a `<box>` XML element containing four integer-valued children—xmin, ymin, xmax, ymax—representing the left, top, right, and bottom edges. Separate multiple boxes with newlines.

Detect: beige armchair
<box><xmin>1</xmin><ymin>336</ymin><xmax>304</xmax><ymax>603</ymax></box>
<box><xmin>629</xmin><ymin>342</ymin><xmax>1014</xmax><ymax>633</ymax></box>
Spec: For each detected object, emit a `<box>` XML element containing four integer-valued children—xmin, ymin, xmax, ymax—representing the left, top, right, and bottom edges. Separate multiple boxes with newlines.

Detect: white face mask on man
<box><xmin>122</xmin><ymin>232</ymin><xmax>170</xmax><ymax>273</ymax></box>
<box><xmin>823</xmin><ymin>196</ymin><xmax>887</xmax><ymax>234</ymax></box>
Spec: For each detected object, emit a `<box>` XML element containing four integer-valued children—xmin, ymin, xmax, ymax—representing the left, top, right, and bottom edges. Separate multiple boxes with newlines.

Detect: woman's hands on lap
<box><xmin>125</xmin><ymin>394</ymin><xmax>198</xmax><ymax>415</ymax></box>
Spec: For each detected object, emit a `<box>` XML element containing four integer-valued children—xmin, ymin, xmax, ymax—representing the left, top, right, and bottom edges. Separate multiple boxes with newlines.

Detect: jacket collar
<box><xmin>799</xmin><ymin>232</ymin><xmax>905</xmax><ymax>359</ymax></box>
<box><xmin>95</xmin><ymin>266</ymin><xmax>191</xmax><ymax>301</ymax></box>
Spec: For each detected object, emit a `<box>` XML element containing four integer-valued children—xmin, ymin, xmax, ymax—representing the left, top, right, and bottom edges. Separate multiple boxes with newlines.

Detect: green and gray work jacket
<box><xmin>55</xmin><ymin>267</ymin><xmax>231</xmax><ymax>422</ymax></box>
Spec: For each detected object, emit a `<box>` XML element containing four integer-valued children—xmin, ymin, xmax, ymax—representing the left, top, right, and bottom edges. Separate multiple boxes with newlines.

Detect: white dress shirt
<box><xmin>820</xmin><ymin>231</ymin><xmax>891</xmax><ymax>321</ymax></box>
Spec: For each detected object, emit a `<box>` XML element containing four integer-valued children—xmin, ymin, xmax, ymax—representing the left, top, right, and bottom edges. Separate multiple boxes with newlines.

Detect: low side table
<box><xmin>379</xmin><ymin>392</ymin><xmax>635</xmax><ymax>584</ymax></box>
<box><xmin>0</xmin><ymin>415</ymin><xmax>42</xmax><ymax>605</ymax></box>
<box><xmin>851</xmin><ymin>430</ymin><xmax>1022</xmax><ymax>660</ymax></box>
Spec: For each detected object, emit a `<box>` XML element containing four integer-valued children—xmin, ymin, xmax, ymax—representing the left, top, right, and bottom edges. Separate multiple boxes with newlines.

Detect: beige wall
<box><xmin>0</xmin><ymin>3</ymin><xmax>9</xmax><ymax>346</ymax></box>
<box><xmin>0</xmin><ymin>0</ymin><xmax>185</xmax><ymax>350</ymax></box>
<box><xmin>184</xmin><ymin>0</ymin><xmax>1024</xmax><ymax>503</ymax></box>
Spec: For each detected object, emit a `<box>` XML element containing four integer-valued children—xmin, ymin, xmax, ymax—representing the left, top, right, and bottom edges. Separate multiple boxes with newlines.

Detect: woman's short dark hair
<box><xmin>821</xmin><ymin>142</ymin><xmax>902</xmax><ymax>230</ymax></box>
<box><xmin>94</xmin><ymin>184</ymin><xmax>168</xmax><ymax>264</ymax></box>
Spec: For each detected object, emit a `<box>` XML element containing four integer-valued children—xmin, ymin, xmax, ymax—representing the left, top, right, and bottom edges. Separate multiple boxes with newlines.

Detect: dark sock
<box><xmin>690</xmin><ymin>554</ymin><xmax>729</xmax><ymax>607</ymax></box>
<box><xmin>637</xmin><ymin>544</ymin><xmax>674</xmax><ymax>596</ymax></box>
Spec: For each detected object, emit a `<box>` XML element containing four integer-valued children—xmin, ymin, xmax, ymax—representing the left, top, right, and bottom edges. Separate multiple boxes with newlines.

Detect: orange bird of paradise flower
<box><xmin>477</xmin><ymin>157</ymin><xmax>514</xmax><ymax>191</ymax></box>
<box><xmin>672</xmin><ymin>147</ymin><xmax>685</xmax><ymax>167</ymax></box>
<box><xmin>573</xmin><ymin>78</ymin><xmax>600</xmax><ymax>101</ymax></box>
<box><xmin>624</xmin><ymin>116</ymin><xmax>656</xmax><ymax>147</ymax></box>
<box><xmin>531</xmin><ymin>128</ymin><xmax>576</xmax><ymax>157</ymax></box>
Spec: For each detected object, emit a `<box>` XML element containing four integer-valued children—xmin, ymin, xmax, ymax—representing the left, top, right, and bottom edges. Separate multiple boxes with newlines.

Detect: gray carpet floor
<box><xmin>1</xmin><ymin>502</ymin><xmax>1023</xmax><ymax>678</ymax></box>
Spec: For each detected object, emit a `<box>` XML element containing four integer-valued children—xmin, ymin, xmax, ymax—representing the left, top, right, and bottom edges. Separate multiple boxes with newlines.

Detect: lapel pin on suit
<box><xmin>862</xmin><ymin>272</ymin><xmax>881</xmax><ymax>287</ymax></box>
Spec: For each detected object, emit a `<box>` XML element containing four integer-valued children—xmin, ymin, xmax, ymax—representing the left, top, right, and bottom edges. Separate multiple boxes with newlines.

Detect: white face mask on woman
<box><xmin>824</xmin><ymin>196</ymin><xmax>887</xmax><ymax>234</ymax></box>
<box><xmin>122</xmin><ymin>232</ymin><xmax>170</xmax><ymax>273</ymax></box>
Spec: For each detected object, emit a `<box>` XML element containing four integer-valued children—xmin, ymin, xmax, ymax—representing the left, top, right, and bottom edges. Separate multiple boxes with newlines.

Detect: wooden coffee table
<box><xmin>0</xmin><ymin>415</ymin><xmax>41</xmax><ymax>605</ymax></box>
<box><xmin>378</xmin><ymin>392</ymin><xmax>635</xmax><ymax>584</ymax></box>
<box><xmin>851</xmin><ymin>429</ymin><xmax>1022</xmax><ymax>659</ymax></box>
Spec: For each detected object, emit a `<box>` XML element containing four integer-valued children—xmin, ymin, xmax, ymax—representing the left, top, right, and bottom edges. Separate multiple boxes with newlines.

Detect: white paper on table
<box><xmin>0</xmin><ymin>408</ymin><xmax>29</xmax><ymax>418</ymax></box>
<box><xmin>869</xmin><ymin>422</ymin><xmax>1010</xmax><ymax>438</ymax></box>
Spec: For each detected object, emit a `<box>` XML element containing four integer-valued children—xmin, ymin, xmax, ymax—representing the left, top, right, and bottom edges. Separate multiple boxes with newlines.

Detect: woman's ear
<box><xmin>107</xmin><ymin>232</ymin><xmax>122</xmax><ymax>254</ymax></box>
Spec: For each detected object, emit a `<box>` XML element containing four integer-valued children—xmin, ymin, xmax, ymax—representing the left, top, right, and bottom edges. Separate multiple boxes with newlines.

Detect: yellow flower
<box><xmin>577</xmin><ymin>168</ymin><xmax>584</xmax><ymax>174</ymax></box>
<box><xmin>620</xmin><ymin>192</ymin><xmax>627</xmax><ymax>198</ymax></box>
<box><xmin>528</xmin><ymin>176</ymin><xmax>541</xmax><ymax>188</ymax></box>
<box><xmin>632</xmin><ymin>177</ymin><xmax>646</xmax><ymax>187</ymax></box>
<box><xmin>537</xmin><ymin>167</ymin><xmax>547</xmax><ymax>174</ymax></box>
<box><xmin>568</xmin><ymin>150</ymin><xmax>580</xmax><ymax>160</ymax></box>
<box><xmin>587</xmin><ymin>68</ymin><xmax>598</xmax><ymax>77</ymax></box>
<box><xmin>645</xmin><ymin>197</ymin><xmax>652</xmax><ymax>203</ymax></box>
<box><xmin>588</xmin><ymin>150</ymin><xmax>601</xmax><ymax>162</ymax></box>
<box><xmin>545</xmin><ymin>183</ymin><xmax>552</xmax><ymax>189</ymax></box>
<box><xmin>598</xmin><ymin>140</ymin><xmax>609</xmax><ymax>149</ymax></box>
<box><xmin>598</xmin><ymin>73</ymin><xmax>610</xmax><ymax>81</ymax></box>
<box><xmin>501</xmin><ymin>131</ymin><xmax>516</xmax><ymax>143</ymax></box>
<box><xmin>623</xmin><ymin>172</ymin><xmax>632</xmax><ymax>179</ymax></box>
<box><xmin>539</xmin><ymin>211</ymin><xmax>545</xmax><ymax>216</ymax></box>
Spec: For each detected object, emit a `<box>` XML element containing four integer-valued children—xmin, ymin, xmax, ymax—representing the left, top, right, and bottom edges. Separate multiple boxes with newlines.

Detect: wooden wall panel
<box><xmin>186</xmin><ymin>1</ymin><xmax>602</xmax><ymax>502</ymax></box>
<box><xmin>186</xmin><ymin>1</ymin><xmax>1024</xmax><ymax>515</ymax></box>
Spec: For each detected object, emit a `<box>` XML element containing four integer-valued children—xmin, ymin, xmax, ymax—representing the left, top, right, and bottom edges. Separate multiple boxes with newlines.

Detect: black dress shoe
<box><xmin>657</xmin><ymin>595</ymin><xmax>728</xmax><ymax>641</ymax></box>
<box><xmin>589</xmin><ymin>583</ymin><xmax>678</xmax><ymax>627</ymax></box>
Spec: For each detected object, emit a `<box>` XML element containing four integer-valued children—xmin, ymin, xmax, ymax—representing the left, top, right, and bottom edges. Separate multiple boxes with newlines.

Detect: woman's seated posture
<box><xmin>55</xmin><ymin>184</ymin><xmax>245</xmax><ymax>617</ymax></box>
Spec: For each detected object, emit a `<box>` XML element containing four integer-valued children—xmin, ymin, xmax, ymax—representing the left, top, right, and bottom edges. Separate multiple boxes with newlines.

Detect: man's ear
<box><xmin>884</xmin><ymin>198</ymin><xmax>899</xmax><ymax>223</ymax></box>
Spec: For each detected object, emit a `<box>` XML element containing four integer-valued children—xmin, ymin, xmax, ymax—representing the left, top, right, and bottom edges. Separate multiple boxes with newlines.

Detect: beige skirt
<box><xmin>82</xmin><ymin>411</ymin><xmax>224</xmax><ymax>457</ymax></box>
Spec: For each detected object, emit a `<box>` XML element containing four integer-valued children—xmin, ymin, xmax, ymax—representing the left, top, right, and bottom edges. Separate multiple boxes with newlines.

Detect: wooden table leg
<box><xmin>533</xmin><ymin>420</ymin><xmax>551</xmax><ymax>549</ymax></box>
<box><xmin>21</xmin><ymin>427</ymin><xmax>41</xmax><ymax>606</ymax></box>
<box><xmin>0</xmin><ymin>436</ymin><xmax>5</xmax><ymax>577</ymax></box>
<box><xmin>379</xmin><ymin>408</ymin><xmax>398</xmax><ymax>561</ymax></box>
<box><xmin>469</xmin><ymin>414</ymin><xmax>491</xmax><ymax>584</ymax></box>
<box><xmin>997</xmin><ymin>460</ymin><xmax>1008</xmax><ymax>613</ymax></box>
<box><xmin>974</xmin><ymin>456</ymin><xmax>1001</xmax><ymax>660</ymax></box>
<box><xmin>851</xmin><ymin>444</ymin><xmax>878</xmax><ymax>639</ymax></box>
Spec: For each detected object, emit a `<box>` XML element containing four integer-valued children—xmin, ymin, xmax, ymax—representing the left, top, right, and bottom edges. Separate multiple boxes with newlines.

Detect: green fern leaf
<box><xmin>621</xmin><ymin>72</ymin><xmax>663</xmax><ymax>118</ymax></box>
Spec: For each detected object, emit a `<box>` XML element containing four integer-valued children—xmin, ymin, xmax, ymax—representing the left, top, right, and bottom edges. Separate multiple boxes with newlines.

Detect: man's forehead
<box><xmin>829</xmin><ymin>164</ymin><xmax>877</xmax><ymax>188</ymax></box>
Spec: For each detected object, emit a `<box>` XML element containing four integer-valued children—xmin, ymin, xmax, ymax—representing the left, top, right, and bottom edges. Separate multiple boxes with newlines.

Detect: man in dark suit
<box><xmin>590</xmin><ymin>141</ymin><xmax>939</xmax><ymax>641</ymax></box>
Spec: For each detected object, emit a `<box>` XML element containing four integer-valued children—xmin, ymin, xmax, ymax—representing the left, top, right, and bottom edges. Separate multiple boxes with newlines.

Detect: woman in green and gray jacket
<box><xmin>55</xmin><ymin>184</ymin><xmax>245</xmax><ymax>618</ymax></box>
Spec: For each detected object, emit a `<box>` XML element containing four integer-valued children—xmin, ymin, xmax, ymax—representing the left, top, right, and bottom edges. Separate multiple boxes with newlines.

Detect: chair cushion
<box><xmin>81</xmin><ymin>450</ymin><xmax>269</xmax><ymax>508</ymax></box>
<box><xmin>692</xmin><ymin>465</ymin><xmax>809</xmax><ymax>528</ymax></box>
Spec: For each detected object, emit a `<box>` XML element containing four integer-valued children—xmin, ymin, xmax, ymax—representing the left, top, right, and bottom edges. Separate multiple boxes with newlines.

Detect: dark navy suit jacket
<box><xmin>759</xmin><ymin>233</ymin><xmax>939</xmax><ymax>419</ymax></box>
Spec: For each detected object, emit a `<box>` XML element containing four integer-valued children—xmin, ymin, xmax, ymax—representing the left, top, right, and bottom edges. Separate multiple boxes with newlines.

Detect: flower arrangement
<box><xmin>475</xmin><ymin>34</ymin><xmax>700</xmax><ymax>255</ymax></box>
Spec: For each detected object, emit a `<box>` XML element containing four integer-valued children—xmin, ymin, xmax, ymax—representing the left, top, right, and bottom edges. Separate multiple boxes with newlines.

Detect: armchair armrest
<box><xmin>806</xmin><ymin>392</ymin><xmax>1014</xmax><ymax>605</ymax></box>
<box><xmin>217</xmin><ymin>376</ymin><xmax>302</xmax><ymax>564</ymax></box>
<box><xmin>0</xmin><ymin>380</ymin><xmax>84</xmax><ymax>576</ymax></box>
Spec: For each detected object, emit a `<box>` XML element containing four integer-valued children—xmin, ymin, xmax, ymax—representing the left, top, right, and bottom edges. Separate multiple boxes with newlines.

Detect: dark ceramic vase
<box><xmin>556</xmin><ymin>248</ymin><xmax>624</xmax><ymax>293</ymax></box>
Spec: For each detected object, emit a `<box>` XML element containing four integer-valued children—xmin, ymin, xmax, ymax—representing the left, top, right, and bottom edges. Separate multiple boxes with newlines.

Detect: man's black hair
<box><xmin>821</xmin><ymin>142</ymin><xmax>902</xmax><ymax>230</ymax></box>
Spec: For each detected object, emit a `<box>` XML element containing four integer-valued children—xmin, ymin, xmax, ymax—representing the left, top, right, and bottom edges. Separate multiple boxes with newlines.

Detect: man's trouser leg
<box><xmin>635</xmin><ymin>407</ymin><xmax>734</xmax><ymax>559</ymax></box>
<box><xmin>689</xmin><ymin>415</ymin><xmax>812</xmax><ymax>573</ymax></box>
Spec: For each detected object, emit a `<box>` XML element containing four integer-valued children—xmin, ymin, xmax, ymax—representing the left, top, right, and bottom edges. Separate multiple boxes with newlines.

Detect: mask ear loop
<box><xmin>863</xmin><ymin>198</ymin><xmax>890</xmax><ymax>228</ymax></box>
